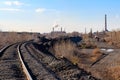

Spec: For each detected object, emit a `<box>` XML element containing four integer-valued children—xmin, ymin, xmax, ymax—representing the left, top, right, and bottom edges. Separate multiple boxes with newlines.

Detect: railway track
<box><xmin>0</xmin><ymin>41</ymin><xmax>98</xmax><ymax>80</ymax></box>
<box><xmin>20</xmin><ymin>42</ymin><xmax>58</xmax><ymax>80</ymax></box>
<box><xmin>24</xmin><ymin>42</ymin><xmax>98</xmax><ymax>80</ymax></box>
<box><xmin>0</xmin><ymin>43</ymin><xmax>27</xmax><ymax>80</ymax></box>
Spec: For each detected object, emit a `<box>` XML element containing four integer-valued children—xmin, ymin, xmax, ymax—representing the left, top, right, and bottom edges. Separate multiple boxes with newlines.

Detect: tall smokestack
<box><xmin>85</xmin><ymin>27</ymin><xmax>86</xmax><ymax>34</ymax></box>
<box><xmin>53</xmin><ymin>27</ymin><xmax>54</xmax><ymax>32</ymax></box>
<box><xmin>105</xmin><ymin>14</ymin><xmax>108</xmax><ymax>31</ymax></box>
<box><xmin>61</xmin><ymin>27</ymin><xmax>62</xmax><ymax>32</ymax></box>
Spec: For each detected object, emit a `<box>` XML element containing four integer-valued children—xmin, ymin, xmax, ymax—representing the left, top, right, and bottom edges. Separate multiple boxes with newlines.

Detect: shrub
<box><xmin>70</xmin><ymin>56</ymin><xmax>79</xmax><ymax>65</ymax></box>
<box><xmin>92</xmin><ymin>48</ymin><xmax>101</xmax><ymax>55</ymax></box>
<box><xmin>53</xmin><ymin>40</ymin><xmax>76</xmax><ymax>58</ymax></box>
<box><xmin>91</xmin><ymin>48</ymin><xmax>102</xmax><ymax>62</ymax></box>
<box><xmin>52</xmin><ymin>40</ymin><xmax>80</xmax><ymax>65</ymax></box>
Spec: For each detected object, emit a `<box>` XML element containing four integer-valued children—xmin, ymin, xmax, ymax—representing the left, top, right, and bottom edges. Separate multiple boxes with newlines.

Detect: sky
<box><xmin>0</xmin><ymin>0</ymin><xmax>120</xmax><ymax>33</ymax></box>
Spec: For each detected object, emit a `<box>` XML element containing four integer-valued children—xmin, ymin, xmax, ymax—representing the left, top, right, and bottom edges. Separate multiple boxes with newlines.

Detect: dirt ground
<box><xmin>77</xmin><ymin>41</ymin><xmax>120</xmax><ymax>80</ymax></box>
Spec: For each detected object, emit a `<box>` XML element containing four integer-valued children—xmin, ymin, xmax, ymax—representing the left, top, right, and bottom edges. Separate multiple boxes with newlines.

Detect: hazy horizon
<box><xmin>0</xmin><ymin>0</ymin><xmax>120</xmax><ymax>33</ymax></box>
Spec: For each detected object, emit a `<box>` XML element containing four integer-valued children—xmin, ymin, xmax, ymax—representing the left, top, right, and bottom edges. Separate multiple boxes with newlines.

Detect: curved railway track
<box><xmin>0</xmin><ymin>41</ymin><xmax>98</xmax><ymax>80</ymax></box>
<box><xmin>0</xmin><ymin>43</ymin><xmax>27</xmax><ymax>80</ymax></box>
<box><xmin>20</xmin><ymin>42</ymin><xmax>58</xmax><ymax>80</ymax></box>
<box><xmin>23</xmin><ymin>42</ymin><xmax>98</xmax><ymax>80</ymax></box>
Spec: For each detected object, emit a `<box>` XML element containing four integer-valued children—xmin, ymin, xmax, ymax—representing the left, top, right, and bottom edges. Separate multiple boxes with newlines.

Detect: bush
<box><xmin>70</xmin><ymin>56</ymin><xmax>79</xmax><ymax>65</ymax></box>
<box><xmin>52</xmin><ymin>40</ymin><xmax>81</xmax><ymax>65</ymax></box>
<box><xmin>91</xmin><ymin>48</ymin><xmax>102</xmax><ymax>62</ymax></box>
<box><xmin>53</xmin><ymin>40</ymin><xmax>75</xmax><ymax>58</ymax></box>
<box><xmin>92</xmin><ymin>48</ymin><xmax>101</xmax><ymax>55</ymax></box>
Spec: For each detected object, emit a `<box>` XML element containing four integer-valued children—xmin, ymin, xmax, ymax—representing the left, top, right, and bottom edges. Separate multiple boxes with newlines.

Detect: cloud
<box><xmin>35</xmin><ymin>8</ymin><xmax>60</xmax><ymax>14</ymax></box>
<box><xmin>13</xmin><ymin>1</ymin><xmax>24</xmax><ymax>6</ymax></box>
<box><xmin>4</xmin><ymin>1</ymin><xmax>12</xmax><ymax>6</ymax></box>
<box><xmin>0</xmin><ymin>8</ymin><xmax>21</xmax><ymax>11</ymax></box>
<box><xmin>4</xmin><ymin>1</ymin><xmax>24</xmax><ymax>6</ymax></box>
<box><xmin>35</xmin><ymin>8</ymin><xmax>46</xmax><ymax>13</ymax></box>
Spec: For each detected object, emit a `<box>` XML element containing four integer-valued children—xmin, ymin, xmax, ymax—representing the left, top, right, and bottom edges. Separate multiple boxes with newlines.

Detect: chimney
<box><xmin>61</xmin><ymin>27</ymin><xmax>62</xmax><ymax>32</ymax></box>
<box><xmin>53</xmin><ymin>27</ymin><xmax>54</xmax><ymax>32</ymax></box>
<box><xmin>85</xmin><ymin>27</ymin><xmax>86</xmax><ymax>34</ymax></box>
<box><xmin>105</xmin><ymin>14</ymin><xmax>108</xmax><ymax>31</ymax></box>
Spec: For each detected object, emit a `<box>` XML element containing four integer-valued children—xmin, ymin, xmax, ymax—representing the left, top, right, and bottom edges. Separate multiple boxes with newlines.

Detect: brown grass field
<box><xmin>0</xmin><ymin>32</ymin><xmax>34</xmax><ymax>48</ymax></box>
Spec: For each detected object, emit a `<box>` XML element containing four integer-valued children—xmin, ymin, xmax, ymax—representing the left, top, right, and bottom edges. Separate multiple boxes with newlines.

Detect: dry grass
<box><xmin>106</xmin><ymin>30</ymin><xmax>120</xmax><ymax>47</ymax></box>
<box><xmin>70</xmin><ymin>56</ymin><xmax>80</xmax><ymax>65</ymax></box>
<box><xmin>92</xmin><ymin>48</ymin><xmax>101</xmax><ymax>55</ymax></box>
<box><xmin>0</xmin><ymin>32</ymin><xmax>33</xmax><ymax>48</ymax></box>
<box><xmin>53</xmin><ymin>40</ymin><xmax>80</xmax><ymax>65</ymax></box>
<box><xmin>53</xmin><ymin>40</ymin><xmax>101</xmax><ymax>66</ymax></box>
<box><xmin>109</xmin><ymin>66</ymin><xmax>120</xmax><ymax>80</ymax></box>
<box><xmin>79</xmin><ymin>41</ymin><xmax>97</xmax><ymax>49</ymax></box>
<box><xmin>53</xmin><ymin>40</ymin><xmax>75</xmax><ymax>58</ymax></box>
<box><xmin>91</xmin><ymin>48</ymin><xmax>102</xmax><ymax>62</ymax></box>
<box><xmin>102</xmin><ymin>66</ymin><xmax>120</xmax><ymax>80</ymax></box>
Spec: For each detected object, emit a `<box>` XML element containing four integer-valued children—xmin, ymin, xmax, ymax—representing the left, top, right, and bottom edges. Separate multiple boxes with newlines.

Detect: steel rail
<box><xmin>17</xmin><ymin>43</ymin><xmax>33</xmax><ymax>80</ymax></box>
<box><xmin>0</xmin><ymin>43</ymin><xmax>17</xmax><ymax>57</ymax></box>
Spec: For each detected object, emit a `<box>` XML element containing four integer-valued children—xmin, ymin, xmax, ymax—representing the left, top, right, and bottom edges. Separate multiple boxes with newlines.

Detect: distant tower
<box><xmin>105</xmin><ymin>14</ymin><xmax>108</xmax><ymax>31</ymax></box>
<box><xmin>89</xmin><ymin>28</ymin><xmax>93</xmax><ymax>38</ymax></box>
<box><xmin>85</xmin><ymin>27</ymin><xmax>86</xmax><ymax>34</ymax></box>
<box><xmin>61</xmin><ymin>27</ymin><xmax>62</xmax><ymax>32</ymax></box>
<box><xmin>52</xmin><ymin>27</ymin><xmax>54</xmax><ymax>32</ymax></box>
